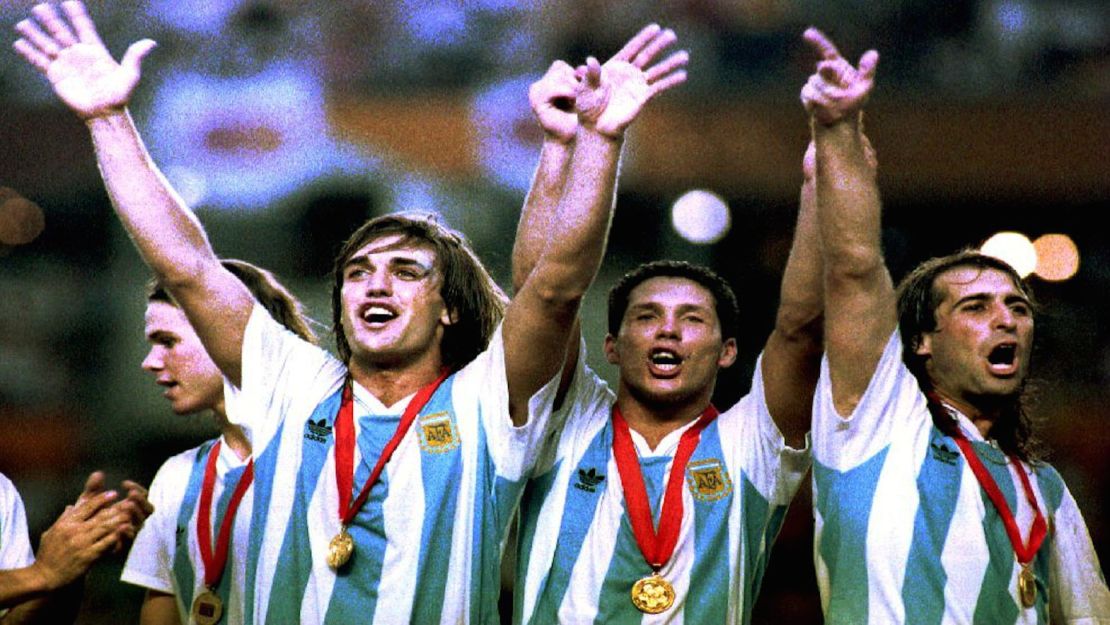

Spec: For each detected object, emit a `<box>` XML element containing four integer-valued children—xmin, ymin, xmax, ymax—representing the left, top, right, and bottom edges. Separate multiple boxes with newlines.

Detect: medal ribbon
<box><xmin>334</xmin><ymin>369</ymin><xmax>450</xmax><ymax>527</ymax></box>
<box><xmin>611</xmin><ymin>404</ymin><xmax>718</xmax><ymax>570</ymax></box>
<box><xmin>196</xmin><ymin>440</ymin><xmax>255</xmax><ymax>589</ymax></box>
<box><xmin>949</xmin><ymin>428</ymin><xmax>1046</xmax><ymax>565</ymax></box>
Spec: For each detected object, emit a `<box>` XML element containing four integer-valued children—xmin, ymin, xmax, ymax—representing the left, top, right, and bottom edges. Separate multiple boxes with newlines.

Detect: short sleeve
<box><xmin>1048</xmin><ymin>485</ymin><xmax>1110</xmax><ymax>622</ymax></box>
<box><xmin>0</xmin><ymin>473</ymin><xmax>33</xmax><ymax>570</ymax></box>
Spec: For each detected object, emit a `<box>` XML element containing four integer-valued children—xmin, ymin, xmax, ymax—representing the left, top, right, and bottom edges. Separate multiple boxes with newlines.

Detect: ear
<box><xmin>718</xmin><ymin>337</ymin><xmax>738</xmax><ymax>368</ymax></box>
<box><xmin>440</xmin><ymin>307</ymin><xmax>458</xmax><ymax>326</ymax></box>
<box><xmin>914</xmin><ymin>333</ymin><xmax>932</xmax><ymax>357</ymax></box>
<box><xmin>603</xmin><ymin>334</ymin><xmax>620</xmax><ymax>365</ymax></box>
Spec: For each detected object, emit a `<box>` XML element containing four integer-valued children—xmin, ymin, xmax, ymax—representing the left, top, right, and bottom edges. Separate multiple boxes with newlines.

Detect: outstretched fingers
<box><xmin>12</xmin><ymin>38</ymin><xmax>52</xmax><ymax>73</ymax></box>
<box><xmin>631</xmin><ymin>28</ymin><xmax>677</xmax><ymax>69</ymax></box>
<box><xmin>31</xmin><ymin>3</ymin><xmax>77</xmax><ymax>47</ymax></box>
<box><xmin>644</xmin><ymin>49</ymin><xmax>689</xmax><ymax>96</ymax></box>
<box><xmin>60</xmin><ymin>0</ymin><xmax>103</xmax><ymax>46</ymax></box>
<box><xmin>610</xmin><ymin>23</ymin><xmax>661</xmax><ymax>65</ymax></box>
<box><xmin>14</xmin><ymin>17</ymin><xmax>59</xmax><ymax>59</ymax></box>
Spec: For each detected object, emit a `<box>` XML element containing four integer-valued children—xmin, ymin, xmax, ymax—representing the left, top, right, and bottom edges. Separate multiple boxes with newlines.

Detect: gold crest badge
<box><xmin>686</xmin><ymin>458</ymin><xmax>732</xmax><ymax>502</ymax></box>
<box><xmin>418</xmin><ymin>411</ymin><xmax>460</xmax><ymax>453</ymax></box>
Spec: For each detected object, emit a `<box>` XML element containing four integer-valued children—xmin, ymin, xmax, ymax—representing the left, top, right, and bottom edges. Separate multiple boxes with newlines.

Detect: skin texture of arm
<box><xmin>139</xmin><ymin>590</ymin><xmax>181</xmax><ymax>625</ymax></box>
<box><xmin>802</xmin><ymin>28</ymin><xmax>896</xmax><ymax>418</ymax></box>
<box><xmin>14</xmin><ymin>1</ymin><xmax>254</xmax><ymax>386</ymax></box>
<box><xmin>502</xmin><ymin>33</ymin><xmax>689</xmax><ymax>426</ymax></box>
<box><xmin>759</xmin><ymin>142</ymin><xmax>824</xmax><ymax>448</ymax></box>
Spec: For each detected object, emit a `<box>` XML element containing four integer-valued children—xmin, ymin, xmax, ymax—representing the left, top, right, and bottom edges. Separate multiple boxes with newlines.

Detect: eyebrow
<box><xmin>344</xmin><ymin>254</ymin><xmax>433</xmax><ymax>273</ymax></box>
<box><xmin>953</xmin><ymin>291</ymin><xmax>1031</xmax><ymax>308</ymax></box>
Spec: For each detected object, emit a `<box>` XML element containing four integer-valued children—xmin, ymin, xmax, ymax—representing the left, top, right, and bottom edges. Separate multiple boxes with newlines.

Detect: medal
<box><xmin>194</xmin><ymin>440</ymin><xmax>253</xmax><ymax>624</ymax></box>
<box><xmin>611</xmin><ymin>404</ymin><xmax>718</xmax><ymax>613</ymax></box>
<box><xmin>330</xmin><ymin>370</ymin><xmax>449</xmax><ymax>570</ymax></box>
<box><xmin>327</xmin><ymin>526</ymin><xmax>355</xmax><ymax>570</ymax></box>
<box><xmin>192</xmin><ymin>589</ymin><xmax>223</xmax><ymax>625</ymax></box>
<box><xmin>630</xmin><ymin>574</ymin><xmax>675</xmax><ymax>614</ymax></box>
<box><xmin>937</xmin><ymin>401</ymin><xmax>1047</xmax><ymax>610</ymax></box>
<box><xmin>1018</xmin><ymin>564</ymin><xmax>1036</xmax><ymax>608</ymax></box>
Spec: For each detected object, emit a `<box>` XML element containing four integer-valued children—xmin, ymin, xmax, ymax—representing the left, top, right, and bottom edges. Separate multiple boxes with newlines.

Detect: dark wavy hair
<box><xmin>148</xmin><ymin>259</ymin><xmax>317</xmax><ymax>344</ymax></box>
<box><xmin>895</xmin><ymin>249</ymin><xmax>1042</xmax><ymax>461</ymax></box>
<box><xmin>331</xmin><ymin>212</ymin><xmax>507</xmax><ymax>370</ymax></box>
<box><xmin>607</xmin><ymin>260</ymin><xmax>739</xmax><ymax>342</ymax></box>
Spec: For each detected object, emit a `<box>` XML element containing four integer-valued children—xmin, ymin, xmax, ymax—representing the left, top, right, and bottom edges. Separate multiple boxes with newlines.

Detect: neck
<box><xmin>615</xmin><ymin>388</ymin><xmax>710</xmax><ymax>450</ymax></box>
<box><xmin>213</xmin><ymin>409</ymin><xmax>251</xmax><ymax>460</ymax></box>
<box><xmin>349</xmin><ymin>357</ymin><xmax>445</xmax><ymax>407</ymax></box>
<box><xmin>932</xmin><ymin>388</ymin><xmax>998</xmax><ymax>438</ymax></box>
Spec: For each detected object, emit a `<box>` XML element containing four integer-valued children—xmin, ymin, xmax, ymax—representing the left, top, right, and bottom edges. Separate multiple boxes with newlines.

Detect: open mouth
<box><xmin>649</xmin><ymin>348</ymin><xmax>682</xmax><ymax>373</ymax></box>
<box><xmin>361</xmin><ymin>305</ymin><xmax>398</xmax><ymax>325</ymax></box>
<box><xmin>986</xmin><ymin>343</ymin><xmax>1017</xmax><ymax>374</ymax></box>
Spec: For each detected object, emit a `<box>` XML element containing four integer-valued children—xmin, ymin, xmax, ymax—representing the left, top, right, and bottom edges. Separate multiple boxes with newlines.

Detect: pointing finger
<box><xmin>858</xmin><ymin>50</ymin><xmax>880</xmax><ymax>80</ymax></box>
<box><xmin>803</xmin><ymin>27</ymin><xmax>840</xmax><ymax>61</ymax></box>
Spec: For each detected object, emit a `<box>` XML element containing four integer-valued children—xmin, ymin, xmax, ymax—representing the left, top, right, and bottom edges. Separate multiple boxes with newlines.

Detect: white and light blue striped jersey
<box><xmin>224</xmin><ymin>303</ymin><xmax>560</xmax><ymax>624</ymax></box>
<box><xmin>1</xmin><ymin>472</ymin><xmax>34</xmax><ymax>618</ymax></box>
<box><xmin>122</xmin><ymin>438</ymin><xmax>254</xmax><ymax>625</ymax></box>
<box><xmin>515</xmin><ymin>354</ymin><xmax>811</xmax><ymax>624</ymax></box>
<box><xmin>812</xmin><ymin>330</ymin><xmax>1110</xmax><ymax>624</ymax></box>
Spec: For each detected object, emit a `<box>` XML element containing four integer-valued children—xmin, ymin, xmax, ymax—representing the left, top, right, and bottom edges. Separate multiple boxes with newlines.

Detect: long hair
<box><xmin>147</xmin><ymin>259</ymin><xmax>318</xmax><ymax>344</ymax></box>
<box><xmin>607</xmin><ymin>260</ymin><xmax>740</xmax><ymax>341</ymax></box>
<box><xmin>331</xmin><ymin>212</ymin><xmax>507</xmax><ymax>370</ymax></box>
<box><xmin>895</xmin><ymin>249</ymin><xmax>1042</xmax><ymax>461</ymax></box>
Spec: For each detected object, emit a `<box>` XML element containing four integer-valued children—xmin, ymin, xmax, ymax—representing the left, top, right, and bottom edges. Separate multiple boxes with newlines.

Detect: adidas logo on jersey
<box><xmin>304</xmin><ymin>418</ymin><xmax>332</xmax><ymax>443</ymax></box>
<box><xmin>930</xmin><ymin>441</ymin><xmax>960</xmax><ymax>465</ymax></box>
<box><xmin>574</xmin><ymin>467</ymin><xmax>606</xmax><ymax>493</ymax></box>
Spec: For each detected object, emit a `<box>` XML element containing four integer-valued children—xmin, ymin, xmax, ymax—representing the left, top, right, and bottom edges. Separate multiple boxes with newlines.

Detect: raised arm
<box><xmin>801</xmin><ymin>28</ymin><xmax>895</xmax><ymax>417</ymax></box>
<box><xmin>759</xmin><ymin>142</ymin><xmax>823</xmax><ymax>448</ymax></box>
<box><xmin>14</xmin><ymin>1</ymin><xmax>253</xmax><ymax>385</ymax></box>
<box><xmin>502</xmin><ymin>30</ymin><xmax>688</xmax><ymax>425</ymax></box>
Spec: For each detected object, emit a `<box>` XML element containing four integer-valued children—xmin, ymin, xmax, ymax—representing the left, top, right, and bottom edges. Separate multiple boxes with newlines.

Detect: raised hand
<box><xmin>800</xmin><ymin>27</ymin><xmax>879</xmax><ymax>126</ymax></box>
<box><xmin>529</xmin><ymin>60</ymin><xmax>580</xmax><ymax>143</ymax></box>
<box><xmin>13</xmin><ymin>1</ymin><xmax>156</xmax><ymax>120</ymax></box>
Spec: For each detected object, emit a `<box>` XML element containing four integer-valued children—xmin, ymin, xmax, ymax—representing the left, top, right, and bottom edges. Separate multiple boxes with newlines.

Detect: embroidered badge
<box><xmin>930</xmin><ymin>441</ymin><xmax>960</xmax><ymax>465</ymax></box>
<box><xmin>686</xmin><ymin>458</ymin><xmax>732</xmax><ymax>501</ymax></box>
<box><xmin>574</xmin><ymin>467</ymin><xmax>606</xmax><ymax>493</ymax></box>
<box><xmin>304</xmin><ymin>418</ymin><xmax>332</xmax><ymax>443</ymax></box>
<box><xmin>418</xmin><ymin>411</ymin><xmax>460</xmax><ymax>453</ymax></box>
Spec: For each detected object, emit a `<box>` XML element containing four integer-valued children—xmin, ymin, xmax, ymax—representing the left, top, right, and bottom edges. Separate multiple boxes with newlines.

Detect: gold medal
<box><xmin>630</xmin><ymin>574</ymin><xmax>675</xmax><ymax>614</ymax></box>
<box><xmin>192</xmin><ymin>589</ymin><xmax>223</xmax><ymax>625</ymax></box>
<box><xmin>327</xmin><ymin>526</ymin><xmax>355</xmax><ymax>570</ymax></box>
<box><xmin>1018</xmin><ymin>564</ymin><xmax>1036</xmax><ymax>608</ymax></box>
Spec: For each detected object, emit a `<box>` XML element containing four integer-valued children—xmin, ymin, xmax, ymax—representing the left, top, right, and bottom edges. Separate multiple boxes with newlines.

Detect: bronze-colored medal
<box><xmin>192</xmin><ymin>589</ymin><xmax>224</xmax><ymax>625</ymax></box>
<box><xmin>327</xmin><ymin>526</ymin><xmax>355</xmax><ymax>570</ymax></box>
<box><xmin>1018</xmin><ymin>564</ymin><xmax>1036</xmax><ymax>608</ymax></box>
<box><xmin>630</xmin><ymin>574</ymin><xmax>675</xmax><ymax>614</ymax></box>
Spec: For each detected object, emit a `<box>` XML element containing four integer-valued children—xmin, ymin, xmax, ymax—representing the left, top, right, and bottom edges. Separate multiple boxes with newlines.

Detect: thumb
<box><xmin>120</xmin><ymin>39</ymin><xmax>157</xmax><ymax>74</ymax></box>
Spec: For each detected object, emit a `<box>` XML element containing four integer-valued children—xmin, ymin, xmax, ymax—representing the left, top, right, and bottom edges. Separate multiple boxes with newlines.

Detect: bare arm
<box><xmin>802</xmin><ymin>28</ymin><xmax>895</xmax><ymax>417</ymax></box>
<box><xmin>14</xmin><ymin>1</ymin><xmax>252</xmax><ymax>384</ymax></box>
<box><xmin>502</xmin><ymin>32</ymin><xmax>689</xmax><ymax>425</ymax></box>
<box><xmin>760</xmin><ymin>142</ymin><xmax>823</xmax><ymax>448</ymax></box>
<box><xmin>139</xmin><ymin>590</ymin><xmax>181</xmax><ymax>625</ymax></box>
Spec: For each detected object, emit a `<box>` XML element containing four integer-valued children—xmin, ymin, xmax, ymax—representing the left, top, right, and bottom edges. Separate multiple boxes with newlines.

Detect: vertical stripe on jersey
<box><xmin>902</xmin><ymin>429</ymin><xmax>963</xmax><ymax>623</ymax></box>
<box><xmin>686</xmin><ymin>422</ymin><xmax>732</xmax><ymax>625</ymax></box>
<box><xmin>514</xmin><ymin>459</ymin><xmax>562</xmax><ymax>625</ymax></box>
<box><xmin>736</xmin><ymin>475</ymin><xmax>779</xmax><ymax>625</ymax></box>
<box><xmin>594</xmin><ymin>454</ymin><xmax>670</xmax><ymax>624</ymax></box>
<box><xmin>172</xmin><ymin>440</ymin><xmax>214</xmax><ymax>612</ymax></box>
<box><xmin>814</xmin><ymin>447</ymin><xmax>889</xmax><ymax>625</ymax></box>
<box><xmin>265</xmin><ymin>392</ymin><xmax>341</xmax><ymax>624</ymax></box>
<box><xmin>470</xmin><ymin>408</ymin><xmax>522</xmax><ymax>625</ymax></box>
<box><xmin>1034</xmin><ymin>464</ymin><xmax>1064</xmax><ymax>618</ymax></box>
<box><xmin>529</xmin><ymin>425</ymin><xmax>612</xmax><ymax>623</ymax></box>
<box><xmin>245</xmin><ymin>419</ymin><xmax>286</xmax><ymax>624</ymax></box>
<box><xmin>211</xmin><ymin>463</ymin><xmax>249</xmax><ymax>617</ymax></box>
<box><xmin>972</xmin><ymin>441</ymin><xmax>1020</xmax><ymax>624</ymax></box>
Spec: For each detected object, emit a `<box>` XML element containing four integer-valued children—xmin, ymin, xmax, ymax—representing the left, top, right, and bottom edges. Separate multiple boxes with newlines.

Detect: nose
<box><xmin>993</xmin><ymin>303</ymin><xmax>1017</xmax><ymax>330</ymax></box>
<box><xmin>364</xmin><ymin>268</ymin><xmax>392</xmax><ymax>295</ymax></box>
<box><xmin>142</xmin><ymin>346</ymin><xmax>163</xmax><ymax>372</ymax></box>
<box><xmin>656</xmin><ymin>313</ymin><xmax>680</xmax><ymax>338</ymax></box>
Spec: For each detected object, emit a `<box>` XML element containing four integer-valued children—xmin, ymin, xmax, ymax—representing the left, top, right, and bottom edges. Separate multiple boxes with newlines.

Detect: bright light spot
<box><xmin>671</xmin><ymin>190</ymin><xmax>730</xmax><ymax>245</ymax></box>
<box><xmin>1033</xmin><ymin>233</ymin><xmax>1079</xmax><ymax>281</ymax></box>
<box><xmin>980</xmin><ymin>231</ymin><xmax>1036</xmax><ymax>278</ymax></box>
<box><xmin>164</xmin><ymin>166</ymin><xmax>208</xmax><ymax>208</ymax></box>
<box><xmin>0</xmin><ymin>188</ymin><xmax>45</xmax><ymax>246</ymax></box>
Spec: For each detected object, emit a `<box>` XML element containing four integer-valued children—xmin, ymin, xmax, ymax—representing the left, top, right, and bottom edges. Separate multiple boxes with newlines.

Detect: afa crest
<box><xmin>418</xmin><ymin>411</ymin><xmax>460</xmax><ymax>454</ymax></box>
<box><xmin>686</xmin><ymin>458</ymin><xmax>732</xmax><ymax>502</ymax></box>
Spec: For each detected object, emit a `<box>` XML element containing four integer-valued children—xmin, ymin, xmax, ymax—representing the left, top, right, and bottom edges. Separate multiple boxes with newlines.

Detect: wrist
<box><xmin>83</xmin><ymin>107</ymin><xmax>131</xmax><ymax>130</ymax></box>
<box><xmin>576</xmin><ymin>123</ymin><xmax>625</xmax><ymax>145</ymax></box>
<box><xmin>26</xmin><ymin>561</ymin><xmax>60</xmax><ymax>594</ymax></box>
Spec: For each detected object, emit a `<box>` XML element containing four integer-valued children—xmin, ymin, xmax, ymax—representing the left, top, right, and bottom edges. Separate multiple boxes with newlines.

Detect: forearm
<box><xmin>813</xmin><ymin>117</ymin><xmax>883</xmax><ymax>276</ymax></box>
<box><xmin>0</xmin><ymin>564</ymin><xmax>52</xmax><ymax>609</ymax></box>
<box><xmin>512</xmin><ymin>138</ymin><xmax>574</xmax><ymax>293</ymax></box>
<box><xmin>86</xmin><ymin>110</ymin><xmax>220</xmax><ymax>290</ymax></box>
<box><xmin>1</xmin><ymin>580</ymin><xmax>82</xmax><ymax>625</ymax></box>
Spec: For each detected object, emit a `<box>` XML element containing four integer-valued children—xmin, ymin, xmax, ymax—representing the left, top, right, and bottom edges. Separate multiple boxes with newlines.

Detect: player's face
<box><xmin>339</xmin><ymin>234</ymin><xmax>453</xmax><ymax>370</ymax></box>
<box><xmin>605</xmin><ymin>276</ymin><xmax>737</xmax><ymax>408</ymax></box>
<box><xmin>141</xmin><ymin>301</ymin><xmax>224</xmax><ymax>415</ymax></box>
<box><xmin>916</xmin><ymin>266</ymin><xmax>1034</xmax><ymax>406</ymax></box>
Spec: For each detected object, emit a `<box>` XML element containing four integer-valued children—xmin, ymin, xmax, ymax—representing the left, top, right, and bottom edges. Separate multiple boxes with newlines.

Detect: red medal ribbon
<box><xmin>334</xmin><ymin>369</ymin><xmax>450</xmax><ymax>527</ymax></box>
<box><xmin>611</xmin><ymin>404</ymin><xmax>718</xmax><ymax>570</ymax></box>
<box><xmin>196</xmin><ymin>440</ymin><xmax>255</xmax><ymax>589</ymax></box>
<box><xmin>949</xmin><ymin>430</ymin><xmax>1047</xmax><ymax>565</ymax></box>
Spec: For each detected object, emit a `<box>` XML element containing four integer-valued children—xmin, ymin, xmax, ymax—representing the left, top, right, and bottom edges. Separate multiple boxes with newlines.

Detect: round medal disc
<box><xmin>192</xmin><ymin>590</ymin><xmax>224</xmax><ymax>625</ymax></box>
<box><xmin>1018</xmin><ymin>565</ymin><xmax>1036</xmax><ymax>608</ymax></box>
<box><xmin>327</xmin><ymin>528</ymin><xmax>355</xmax><ymax>570</ymax></box>
<box><xmin>631</xmin><ymin>574</ymin><xmax>675</xmax><ymax>614</ymax></box>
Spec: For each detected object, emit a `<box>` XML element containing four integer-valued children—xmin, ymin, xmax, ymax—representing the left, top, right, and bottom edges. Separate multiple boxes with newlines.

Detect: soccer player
<box><xmin>511</xmin><ymin>57</ymin><xmax>822</xmax><ymax>624</ymax></box>
<box><xmin>802</xmin><ymin>27</ymin><xmax>1110</xmax><ymax>623</ymax></box>
<box><xmin>121</xmin><ymin>260</ymin><xmax>316</xmax><ymax>625</ymax></box>
<box><xmin>13</xmin><ymin>2</ymin><xmax>687</xmax><ymax>621</ymax></box>
<box><xmin>1</xmin><ymin>472</ymin><xmax>150</xmax><ymax>624</ymax></box>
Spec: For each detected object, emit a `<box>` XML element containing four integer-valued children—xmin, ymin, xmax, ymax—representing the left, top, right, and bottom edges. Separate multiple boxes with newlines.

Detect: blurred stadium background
<box><xmin>0</xmin><ymin>0</ymin><xmax>1107</xmax><ymax>621</ymax></box>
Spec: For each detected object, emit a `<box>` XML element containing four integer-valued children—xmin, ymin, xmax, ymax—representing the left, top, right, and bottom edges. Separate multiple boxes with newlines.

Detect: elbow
<box><xmin>824</xmin><ymin>242</ymin><xmax>886</xmax><ymax>284</ymax></box>
<box><xmin>774</xmin><ymin>305</ymin><xmax>823</xmax><ymax>348</ymax></box>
